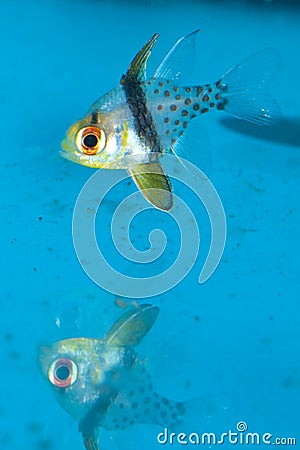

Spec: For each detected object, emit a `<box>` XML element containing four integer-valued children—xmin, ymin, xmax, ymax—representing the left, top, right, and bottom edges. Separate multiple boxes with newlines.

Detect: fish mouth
<box><xmin>59</xmin><ymin>147</ymin><xmax>84</xmax><ymax>165</ymax></box>
<box><xmin>60</xmin><ymin>148</ymin><xmax>75</xmax><ymax>161</ymax></box>
<box><xmin>60</xmin><ymin>148</ymin><xmax>112</xmax><ymax>169</ymax></box>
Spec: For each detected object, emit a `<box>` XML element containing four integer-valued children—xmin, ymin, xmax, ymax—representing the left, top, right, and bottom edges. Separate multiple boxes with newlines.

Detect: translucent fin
<box><xmin>82</xmin><ymin>430</ymin><xmax>100</xmax><ymax>450</ymax></box>
<box><xmin>121</xmin><ymin>33</ymin><xmax>159</xmax><ymax>83</ymax></box>
<box><xmin>128</xmin><ymin>162</ymin><xmax>174</xmax><ymax>211</ymax></box>
<box><xmin>170</xmin><ymin>393</ymin><xmax>233</xmax><ymax>441</ymax></box>
<box><xmin>104</xmin><ymin>304</ymin><xmax>159</xmax><ymax>347</ymax></box>
<box><xmin>220</xmin><ymin>48</ymin><xmax>282</xmax><ymax>125</ymax></box>
<box><xmin>154</xmin><ymin>29</ymin><xmax>199</xmax><ymax>81</ymax></box>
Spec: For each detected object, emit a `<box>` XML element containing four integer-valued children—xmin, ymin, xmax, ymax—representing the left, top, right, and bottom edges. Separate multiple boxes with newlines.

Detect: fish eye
<box><xmin>48</xmin><ymin>358</ymin><xmax>78</xmax><ymax>388</ymax></box>
<box><xmin>76</xmin><ymin>126</ymin><xmax>106</xmax><ymax>155</ymax></box>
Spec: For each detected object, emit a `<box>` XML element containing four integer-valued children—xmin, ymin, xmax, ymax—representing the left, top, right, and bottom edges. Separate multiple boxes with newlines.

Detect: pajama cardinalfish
<box><xmin>40</xmin><ymin>305</ymin><xmax>201</xmax><ymax>450</ymax></box>
<box><xmin>61</xmin><ymin>30</ymin><xmax>281</xmax><ymax>211</ymax></box>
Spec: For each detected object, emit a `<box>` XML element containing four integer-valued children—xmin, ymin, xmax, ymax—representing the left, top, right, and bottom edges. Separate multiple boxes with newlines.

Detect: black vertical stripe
<box><xmin>121</xmin><ymin>76</ymin><xmax>162</xmax><ymax>154</ymax></box>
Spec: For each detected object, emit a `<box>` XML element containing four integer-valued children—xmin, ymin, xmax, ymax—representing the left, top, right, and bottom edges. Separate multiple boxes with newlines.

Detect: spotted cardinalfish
<box><xmin>61</xmin><ymin>30</ymin><xmax>281</xmax><ymax>211</ymax></box>
<box><xmin>40</xmin><ymin>305</ymin><xmax>199</xmax><ymax>450</ymax></box>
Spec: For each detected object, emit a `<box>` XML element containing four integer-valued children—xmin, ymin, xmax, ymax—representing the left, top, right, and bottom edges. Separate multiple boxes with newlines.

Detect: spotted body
<box><xmin>144</xmin><ymin>80</ymin><xmax>221</xmax><ymax>149</ymax></box>
<box><xmin>61</xmin><ymin>30</ymin><xmax>281</xmax><ymax>211</ymax></box>
<box><xmin>39</xmin><ymin>305</ymin><xmax>186</xmax><ymax>450</ymax></box>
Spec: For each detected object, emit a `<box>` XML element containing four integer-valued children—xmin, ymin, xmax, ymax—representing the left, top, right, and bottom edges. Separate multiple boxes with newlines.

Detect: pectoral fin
<box><xmin>104</xmin><ymin>304</ymin><xmax>159</xmax><ymax>347</ymax></box>
<box><xmin>128</xmin><ymin>162</ymin><xmax>174</xmax><ymax>211</ymax></box>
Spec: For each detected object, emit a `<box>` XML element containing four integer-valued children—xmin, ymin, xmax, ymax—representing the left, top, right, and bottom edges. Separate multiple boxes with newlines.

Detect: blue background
<box><xmin>1</xmin><ymin>0</ymin><xmax>299</xmax><ymax>448</ymax></box>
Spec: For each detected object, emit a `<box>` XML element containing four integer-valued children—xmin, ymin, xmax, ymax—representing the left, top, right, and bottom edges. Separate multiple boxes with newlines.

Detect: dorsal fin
<box><xmin>154</xmin><ymin>29</ymin><xmax>199</xmax><ymax>82</ymax></box>
<box><xmin>121</xmin><ymin>33</ymin><xmax>159</xmax><ymax>84</ymax></box>
<box><xmin>104</xmin><ymin>304</ymin><xmax>159</xmax><ymax>347</ymax></box>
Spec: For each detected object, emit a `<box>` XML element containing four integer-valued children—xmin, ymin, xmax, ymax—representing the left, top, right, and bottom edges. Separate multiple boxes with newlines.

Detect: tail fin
<box><xmin>177</xmin><ymin>394</ymin><xmax>232</xmax><ymax>435</ymax></box>
<box><xmin>218</xmin><ymin>48</ymin><xmax>282</xmax><ymax>125</ymax></box>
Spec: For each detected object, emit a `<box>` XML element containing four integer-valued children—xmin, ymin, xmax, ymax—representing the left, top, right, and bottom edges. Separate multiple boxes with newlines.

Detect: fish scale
<box><xmin>144</xmin><ymin>80</ymin><xmax>220</xmax><ymax>150</ymax></box>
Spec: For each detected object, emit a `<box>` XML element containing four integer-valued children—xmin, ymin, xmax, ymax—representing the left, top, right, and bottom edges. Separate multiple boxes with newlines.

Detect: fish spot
<box><xmin>203</xmin><ymin>95</ymin><xmax>210</xmax><ymax>102</ymax></box>
<box><xmin>154</xmin><ymin>89</ymin><xmax>159</xmax><ymax>94</ymax></box>
<box><xmin>172</xmin><ymin>412</ymin><xmax>177</xmax><ymax>420</ymax></box>
<box><xmin>154</xmin><ymin>401</ymin><xmax>160</xmax><ymax>409</ymax></box>
<box><xmin>175</xmin><ymin>94</ymin><xmax>181</xmax><ymax>100</ymax></box>
<box><xmin>196</xmin><ymin>86</ymin><xmax>204</xmax><ymax>96</ymax></box>
<box><xmin>122</xmin><ymin>416</ymin><xmax>128</xmax><ymax>422</ymax></box>
<box><xmin>157</xmin><ymin>104</ymin><xmax>163</xmax><ymax>111</ymax></box>
<box><xmin>164</xmin><ymin>117</ymin><xmax>170</xmax><ymax>123</ymax></box>
<box><xmin>193</xmin><ymin>103</ymin><xmax>200</xmax><ymax>111</ymax></box>
<box><xmin>181</xmin><ymin>110</ymin><xmax>189</xmax><ymax>117</ymax></box>
<box><xmin>179</xmin><ymin>131</ymin><xmax>184</xmax><ymax>137</ymax></box>
<box><xmin>190</xmin><ymin>114</ymin><xmax>196</xmax><ymax>119</ymax></box>
<box><xmin>171</xmin><ymin>138</ymin><xmax>176</xmax><ymax>144</ymax></box>
<box><xmin>144</xmin><ymin>397</ymin><xmax>151</xmax><ymax>404</ymax></box>
<box><xmin>159</xmin><ymin>81</ymin><xmax>164</xmax><ymax>87</ymax></box>
<box><xmin>166</xmin><ymin>129</ymin><xmax>170</xmax><ymax>135</ymax></box>
<box><xmin>176</xmin><ymin>403</ymin><xmax>186</xmax><ymax>415</ymax></box>
<box><xmin>164</xmin><ymin>90</ymin><xmax>171</xmax><ymax>97</ymax></box>
<box><xmin>216</xmin><ymin>80</ymin><xmax>222</xmax><ymax>89</ymax></box>
<box><xmin>132</xmin><ymin>402</ymin><xmax>138</xmax><ymax>409</ymax></box>
<box><xmin>174</xmin><ymin>119</ymin><xmax>180</xmax><ymax>126</ymax></box>
<box><xmin>185</xmin><ymin>87</ymin><xmax>191</xmax><ymax>93</ymax></box>
<box><xmin>183</xmin><ymin>121</ymin><xmax>188</xmax><ymax>128</ymax></box>
<box><xmin>130</xmin><ymin>420</ymin><xmax>135</xmax><ymax>425</ymax></box>
<box><xmin>173</xmin><ymin>86</ymin><xmax>178</xmax><ymax>92</ymax></box>
<box><xmin>215</xmin><ymin>93</ymin><xmax>221</xmax><ymax>101</ymax></box>
<box><xmin>162</xmin><ymin>398</ymin><xmax>169</xmax><ymax>405</ymax></box>
<box><xmin>201</xmin><ymin>108</ymin><xmax>209</xmax><ymax>114</ymax></box>
<box><xmin>119</xmin><ymin>403</ymin><xmax>125</xmax><ymax>409</ymax></box>
<box><xmin>185</xmin><ymin>98</ymin><xmax>192</xmax><ymax>106</ymax></box>
<box><xmin>217</xmin><ymin>103</ymin><xmax>224</xmax><ymax>110</ymax></box>
<box><xmin>161</xmin><ymin>410</ymin><xmax>167</xmax><ymax>418</ymax></box>
<box><xmin>170</xmin><ymin>104</ymin><xmax>177</xmax><ymax>111</ymax></box>
<box><xmin>129</xmin><ymin>390</ymin><xmax>134</xmax><ymax>397</ymax></box>
<box><xmin>210</xmin><ymin>102</ymin><xmax>215</xmax><ymax>108</ymax></box>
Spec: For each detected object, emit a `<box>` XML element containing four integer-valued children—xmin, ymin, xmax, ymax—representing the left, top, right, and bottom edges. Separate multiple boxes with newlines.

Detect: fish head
<box><xmin>60</xmin><ymin>112</ymin><xmax>126</xmax><ymax>169</ymax></box>
<box><xmin>39</xmin><ymin>305</ymin><xmax>159</xmax><ymax>430</ymax></box>
<box><xmin>39</xmin><ymin>337</ymin><xmax>135</xmax><ymax>423</ymax></box>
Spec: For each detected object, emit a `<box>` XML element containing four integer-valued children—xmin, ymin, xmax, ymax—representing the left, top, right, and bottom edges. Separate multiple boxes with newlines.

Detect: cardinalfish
<box><xmin>61</xmin><ymin>30</ymin><xmax>281</xmax><ymax>211</ymax></box>
<box><xmin>39</xmin><ymin>305</ymin><xmax>212</xmax><ymax>450</ymax></box>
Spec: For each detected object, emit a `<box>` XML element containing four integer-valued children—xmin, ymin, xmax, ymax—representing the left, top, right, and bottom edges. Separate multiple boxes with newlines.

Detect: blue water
<box><xmin>1</xmin><ymin>0</ymin><xmax>299</xmax><ymax>448</ymax></box>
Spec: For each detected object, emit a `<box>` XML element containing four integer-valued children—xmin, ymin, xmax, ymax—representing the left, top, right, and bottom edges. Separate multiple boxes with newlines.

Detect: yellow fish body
<box><xmin>61</xmin><ymin>30</ymin><xmax>281</xmax><ymax>211</ymax></box>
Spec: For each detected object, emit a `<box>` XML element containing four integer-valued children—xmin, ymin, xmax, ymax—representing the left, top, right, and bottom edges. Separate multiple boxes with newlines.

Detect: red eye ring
<box><xmin>48</xmin><ymin>358</ymin><xmax>78</xmax><ymax>388</ymax></box>
<box><xmin>76</xmin><ymin>126</ymin><xmax>106</xmax><ymax>155</ymax></box>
